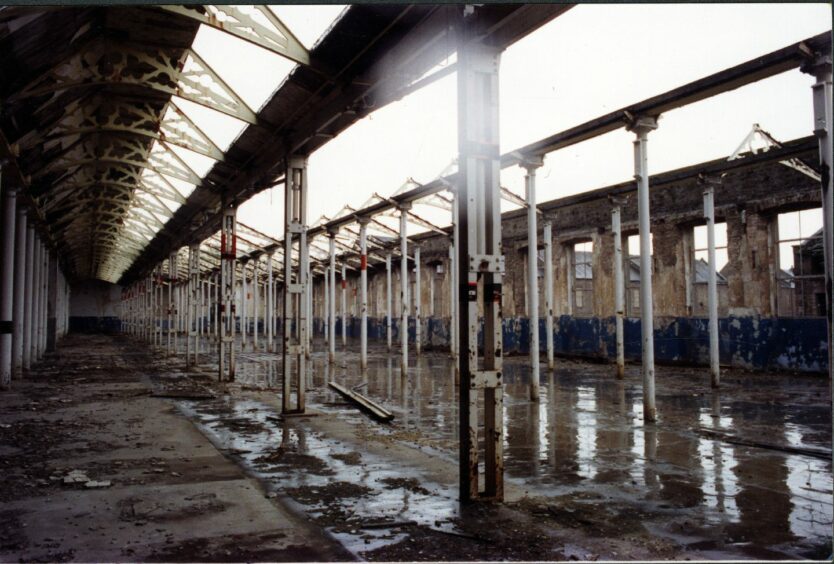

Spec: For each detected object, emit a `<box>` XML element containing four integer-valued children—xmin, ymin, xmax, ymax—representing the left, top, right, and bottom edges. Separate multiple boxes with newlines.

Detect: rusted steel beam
<box><xmin>328</xmin><ymin>381</ymin><xmax>394</xmax><ymax>422</ymax></box>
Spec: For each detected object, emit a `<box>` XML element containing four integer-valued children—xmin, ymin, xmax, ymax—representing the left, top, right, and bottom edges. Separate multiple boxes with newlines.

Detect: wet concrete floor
<box><xmin>152</xmin><ymin>332</ymin><xmax>833</xmax><ymax>560</ymax></box>
<box><xmin>4</xmin><ymin>331</ymin><xmax>831</xmax><ymax>560</ymax></box>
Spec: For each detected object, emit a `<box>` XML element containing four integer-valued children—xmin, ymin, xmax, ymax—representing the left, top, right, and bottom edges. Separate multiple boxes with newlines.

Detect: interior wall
<box><xmin>70</xmin><ymin>280</ymin><xmax>122</xmax><ymax>333</ymax></box>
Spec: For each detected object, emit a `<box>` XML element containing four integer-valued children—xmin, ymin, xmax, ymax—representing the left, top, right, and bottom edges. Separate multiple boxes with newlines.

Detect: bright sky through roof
<box><xmin>230</xmin><ymin>3</ymin><xmax>830</xmax><ymax>244</ymax></box>
<box><xmin>127</xmin><ymin>3</ymin><xmax>829</xmax><ymax>274</ymax></box>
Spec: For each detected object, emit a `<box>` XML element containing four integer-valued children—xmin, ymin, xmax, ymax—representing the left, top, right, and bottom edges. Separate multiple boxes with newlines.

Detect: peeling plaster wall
<box><xmin>310</xmin><ymin>156</ymin><xmax>827</xmax><ymax>373</ymax></box>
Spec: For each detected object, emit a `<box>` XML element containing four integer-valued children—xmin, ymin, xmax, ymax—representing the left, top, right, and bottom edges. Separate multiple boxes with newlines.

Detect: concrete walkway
<box><xmin>0</xmin><ymin>333</ymin><xmax>352</xmax><ymax>562</ymax></box>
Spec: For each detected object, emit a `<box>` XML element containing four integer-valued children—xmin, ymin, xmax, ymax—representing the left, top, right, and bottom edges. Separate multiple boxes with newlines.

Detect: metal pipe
<box><xmin>12</xmin><ymin>207</ymin><xmax>26</xmax><ymax>377</ymax></box>
<box><xmin>612</xmin><ymin>205</ymin><xmax>625</xmax><ymax>379</ymax></box>
<box><xmin>524</xmin><ymin>164</ymin><xmax>540</xmax><ymax>400</ymax></box>
<box><xmin>543</xmin><ymin>221</ymin><xmax>554</xmax><ymax>371</ymax></box>
<box><xmin>0</xmin><ymin>187</ymin><xmax>17</xmax><ymax>389</ymax></box>
<box><xmin>703</xmin><ymin>183</ymin><xmax>720</xmax><ymax>387</ymax></box>
<box><xmin>359</xmin><ymin>219</ymin><xmax>368</xmax><ymax>369</ymax></box>
<box><xmin>629</xmin><ymin>116</ymin><xmax>658</xmax><ymax>423</ymax></box>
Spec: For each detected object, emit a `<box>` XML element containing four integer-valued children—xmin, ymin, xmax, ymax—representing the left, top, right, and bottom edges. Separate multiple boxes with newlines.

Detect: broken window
<box><xmin>775</xmin><ymin>208</ymin><xmax>825</xmax><ymax>317</ymax></box>
<box><xmin>625</xmin><ymin>234</ymin><xmax>652</xmax><ymax>317</ymax></box>
<box><xmin>571</xmin><ymin>241</ymin><xmax>593</xmax><ymax>316</ymax></box>
<box><xmin>691</xmin><ymin>222</ymin><xmax>729</xmax><ymax>316</ymax></box>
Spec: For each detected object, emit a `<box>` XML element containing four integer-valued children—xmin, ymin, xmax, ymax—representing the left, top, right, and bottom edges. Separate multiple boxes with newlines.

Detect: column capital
<box><xmin>697</xmin><ymin>173</ymin><xmax>722</xmax><ymax>190</ymax></box>
<box><xmin>397</xmin><ymin>201</ymin><xmax>412</xmax><ymax>212</ymax></box>
<box><xmin>287</xmin><ymin>155</ymin><xmax>308</xmax><ymax>169</ymax></box>
<box><xmin>625</xmin><ymin>114</ymin><xmax>659</xmax><ymax>135</ymax></box>
<box><xmin>608</xmin><ymin>194</ymin><xmax>627</xmax><ymax>208</ymax></box>
<box><xmin>800</xmin><ymin>52</ymin><xmax>832</xmax><ymax>79</ymax></box>
<box><xmin>516</xmin><ymin>153</ymin><xmax>544</xmax><ymax>172</ymax></box>
<box><xmin>356</xmin><ymin>215</ymin><xmax>371</xmax><ymax>226</ymax></box>
<box><xmin>326</xmin><ymin>226</ymin><xmax>339</xmax><ymax>237</ymax></box>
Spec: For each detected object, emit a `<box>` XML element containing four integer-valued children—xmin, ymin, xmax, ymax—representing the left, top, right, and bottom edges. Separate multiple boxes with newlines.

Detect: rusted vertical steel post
<box><xmin>702</xmin><ymin>180</ymin><xmax>720</xmax><ymax>387</ymax></box>
<box><xmin>543</xmin><ymin>221</ymin><xmax>554</xmax><ymax>371</ymax></box>
<box><xmin>523</xmin><ymin>160</ymin><xmax>542</xmax><ymax>400</ymax></box>
<box><xmin>282</xmin><ymin>156</ymin><xmax>308</xmax><ymax>413</ymax></box>
<box><xmin>219</xmin><ymin>204</ymin><xmax>237</xmax><ymax>382</ymax></box>
<box><xmin>399</xmin><ymin>204</ymin><xmax>410</xmax><ymax>375</ymax></box>
<box><xmin>40</xmin><ymin>249</ymin><xmax>48</xmax><ymax>355</ymax></box>
<box><xmin>457</xmin><ymin>6</ymin><xmax>504</xmax><ymax>501</ymax></box>
<box><xmin>0</xmin><ymin>186</ymin><xmax>17</xmax><ymax>389</ymax></box>
<box><xmin>628</xmin><ymin>115</ymin><xmax>658</xmax><ymax>423</ymax></box>
<box><xmin>359</xmin><ymin>218</ymin><xmax>369</xmax><ymax>369</ymax></box>
<box><xmin>340</xmin><ymin>262</ymin><xmax>346</xmax><ymax>347</ymax></box>
<box><xmin>415</xmin><ymin>245</ymin><xmax>421</xmax><ymax>356</ymax></box>
<box><xmin>12</xmin><ymin>206</ymin><xmax>26</xmax><ymax>378</ymax></box>
<box><xmin>328</xmin><ymin>231</ymin><xmax>337</xmax><ymax>363</ymax></box>
<box><xmin>386</xmin><ymin>253</ymin><xmax>392</xmax><ymax>352</ymax></box>
<box><xmin>611</xmin><ymin>203</ymin><xmax>625</xmax><ymax>379</ymax></box>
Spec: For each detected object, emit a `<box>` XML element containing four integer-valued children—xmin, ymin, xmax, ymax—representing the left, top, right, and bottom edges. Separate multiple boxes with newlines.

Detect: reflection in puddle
<box><xmin>166</xmin><ymin>336</ymin><xmax>832</xmax><ymax>557</ymax></box>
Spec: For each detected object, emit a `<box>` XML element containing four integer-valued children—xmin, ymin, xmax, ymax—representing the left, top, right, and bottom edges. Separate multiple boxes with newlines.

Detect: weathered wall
<box><xmin>70</xmin><ymin>280</ymin><xmax>122</xmax><ymax>333</ymax></box>
<box><xmin>310</xmin><ymin>152</ymin><xmax>827</xmax><ymax>373</ymax></box>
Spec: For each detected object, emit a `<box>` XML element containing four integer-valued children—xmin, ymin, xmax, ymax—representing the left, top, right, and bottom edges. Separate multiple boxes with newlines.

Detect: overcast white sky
<box><xmin>159</xmin><ymin>4</ymin><xmax>830</xmax><ymax>258</ymax></box>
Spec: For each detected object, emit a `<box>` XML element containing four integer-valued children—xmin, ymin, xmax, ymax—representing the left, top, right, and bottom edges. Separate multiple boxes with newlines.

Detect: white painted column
<box><xmin>359</xmin><ymin>219</ymin><xmax>369</xmax><ymax>369</ymax></box>
<box><xmin>31</xmin><ymin>238</ymin><xmax>41</xmax><ymax>365</ymax></box>
<box><xmin>524</xmin><ymin>163</ymin><xmax>541</xmax><ymax>401</ymax></box>
<box><xmin>267</xmin><ymin>252</ymin><xmax>274</xmax><ymax>352</ymax></box>
<box><xmin>628</xmin><ymin>116</ymin><xmax>658</xmax><ymax>423</ymax></box>
<box><xmin>399</xmin><ymin>205</ymin><xmax>410</xmax><ymax>375</ymax></box>
<box><xmin>241</xmin><ymin>260</ymin><xmax>249</xmax><ymax>350</ymax></box>
<box><xmin>252</xmin><ymin>257</ymin><xmax>260</xmax><ymax>351</ymax></box>
<box><xmin>328</xmin><ymin>233</ymin><xmax>336</xmax><ymax>362</ymax></box>
<box><xmin>386</xmin><ymin>253</ymin><xmax>392</xmax><ymax>351</ymax></box>
<box><xmin>543</xmin><ymin>221</ymin><xmax>554</xmax><ymax>371</ymax></box>
<box><xmin>612</xmin><ymin>205</ymin><xmax>625</xmax><ymax>379</ymax></box>
<box><xmin>415</xmin><ymin>245</ymin><xmax>421</xmax><ymax>356</ymax></box>
<box><xmin>340</xmin><ymin>262</ymin><xmax>346</xmax><ymax>347</ymax></box>
<box><xmin>324</xmin><ymin>266</ymin><xmax>330</xmax><ymax>345</ymax></box>
<box><xmin>305</xmin><ymin>258</ymin><xmax>312</xmax><ymax>359</ymax></box>
<box><xmin>0</xmin><ymin>187</ymin><xmax>17</xmax><ymax>389</ymax></box>
<box><xmin>12</xmin><ymin>207</ymin><xmax>27</xmax><ymax>377</ymax></box>
<box><xmin>802</xmin><ymin>56</ymin><xmax>833</xmax><ymax>397</ymax></box>
<box><xmin>703</xmin><ymin>183</ymin><xmax>720</xmax><ymax>387</ymax></box>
